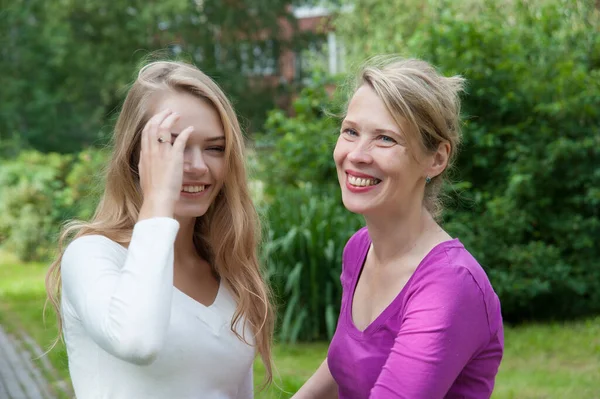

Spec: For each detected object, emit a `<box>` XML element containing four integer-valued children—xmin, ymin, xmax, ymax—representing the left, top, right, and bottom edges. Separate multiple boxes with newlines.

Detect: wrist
<box><xmin>139</xmin><ymin>195</ymin><xmax>176</xmax><ymax>220</ymax></box>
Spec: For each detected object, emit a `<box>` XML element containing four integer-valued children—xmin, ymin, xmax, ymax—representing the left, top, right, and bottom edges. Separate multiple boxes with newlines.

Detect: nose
<box><xmin>347</xmin><ymin>140</ymin><xmax>374</xmax><ymax>165</ymax></box>
<box><xmin>183</xmin><ymin>147</ymin><xmax>208</xmax><ymax>175</ymax></box>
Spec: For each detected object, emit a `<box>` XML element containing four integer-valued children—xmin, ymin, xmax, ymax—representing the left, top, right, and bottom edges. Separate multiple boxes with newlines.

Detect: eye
<box><xmin>342</xmin><ymin>128</ymin><xmax>358</xmax><ymax>137</ymax></box>
<box><xmin>378</xmin><ymin>135</ymin><xmax>397</xmax><ymax>145</ymax></box>
<box><xmin>207</xmin><ymin>146</ymin><xmax>225</xmax><ymax>153</ymax></box>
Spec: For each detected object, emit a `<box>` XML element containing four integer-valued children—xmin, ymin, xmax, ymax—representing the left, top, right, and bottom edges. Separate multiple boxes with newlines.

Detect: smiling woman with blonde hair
<box><xmin>45</xmin><ymin>60</ymin><xmax>274</xmax><ymax>398</ymax></box>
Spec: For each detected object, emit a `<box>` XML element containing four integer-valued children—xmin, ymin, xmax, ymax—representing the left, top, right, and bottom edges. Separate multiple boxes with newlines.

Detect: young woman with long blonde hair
<box><xmin>45</xmin><ymin>60</ymin><xmax>274</xmax><ymax>398</ymax></box>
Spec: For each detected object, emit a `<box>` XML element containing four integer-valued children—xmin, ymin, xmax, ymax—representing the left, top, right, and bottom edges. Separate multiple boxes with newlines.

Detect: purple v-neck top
<box><xmin>327</xmin><ymin>227</ymin><xmax>504</xmax><ymax>399</ymax></box>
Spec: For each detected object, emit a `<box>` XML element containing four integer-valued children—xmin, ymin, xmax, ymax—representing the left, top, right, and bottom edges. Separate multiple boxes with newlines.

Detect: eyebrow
<box><xmin>375</xmin><ymin>128</ymin><xmax>401</xmax><ymax>137</ymax></box>
<box><xmin>342</xmin><ymin>119</ymin><xmax>401</xmax><ymax>137</ymax></box>
<box><xmin>170</xmin><ymin>132</ymin><xmax>225</xmax><ymax>142</ymax></box>
<box><xmin>205</xmin><ymin>136</ymin><xmax>226</xmax><ymax>142</ymax></box>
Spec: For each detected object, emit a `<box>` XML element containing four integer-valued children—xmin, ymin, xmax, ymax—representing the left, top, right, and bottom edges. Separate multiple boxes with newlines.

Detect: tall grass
<box><xmin>262</xmin><ymin>184</ymin><xmax>363</xmax><ymax>343</ymax></box>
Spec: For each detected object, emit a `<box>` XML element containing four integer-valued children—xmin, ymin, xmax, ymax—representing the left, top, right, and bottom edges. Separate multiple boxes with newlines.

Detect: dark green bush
<box><xmin>417</xmin><ymin>0</ymin><xmax>600</xmax><ymax>322</ymax></box>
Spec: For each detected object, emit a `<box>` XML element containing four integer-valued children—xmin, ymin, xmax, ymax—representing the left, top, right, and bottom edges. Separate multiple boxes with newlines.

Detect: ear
<box><xmin>425</xmin><ymin>141</ymin><xmax>450</xmax><ymax>179</ymax></box>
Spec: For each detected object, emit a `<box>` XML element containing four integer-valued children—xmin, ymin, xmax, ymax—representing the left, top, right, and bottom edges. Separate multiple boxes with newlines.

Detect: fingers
<box><xmin>142</xmin><ymin>108</ymin><xmax>173</xmax><ymax>153</ymax></box>
<box><xmin>144</xmin><ymin>108</ymin><xmax>172</xmax><ymax>132</ymax></box>
<box><xmin>143</xmin><ymin>109</ymin><xmax>173</xmax><ymax>150</ymax></box>
<box><xmin>156</xmin><ymin>112</ymin><xmax>181</xmax><ymax>144</ymax></box>
<box><xmin>139</xmin><ymin>109</ymin><xmax>173</xmax><ymax>179</ymax></box>
<box><xmin>172</xmin><ymin>126</ymin><xmax>194</xmax><ymax>154</ymax></box>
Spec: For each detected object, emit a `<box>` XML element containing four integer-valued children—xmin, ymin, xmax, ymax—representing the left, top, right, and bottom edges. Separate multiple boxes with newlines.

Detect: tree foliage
<box><xmin>0</xmin><ymin>0</ymin><xmax>309</xmax><ymax>154</ymax></box>
<box><xmin>256</xmin><ymin>72</ymin><xmax>342</xmax><ymax>191</ymax></box>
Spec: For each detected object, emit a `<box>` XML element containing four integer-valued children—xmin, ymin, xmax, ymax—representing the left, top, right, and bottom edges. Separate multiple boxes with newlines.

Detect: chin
<box><xmin>174</xmin><ymin>206</ymin><xmax>210</xmax><ymax>219</ymax></box>
<box><xmin>341</xmin><ymin>196</ymin><xmax>371</xmax><ymax>215</ymax></box>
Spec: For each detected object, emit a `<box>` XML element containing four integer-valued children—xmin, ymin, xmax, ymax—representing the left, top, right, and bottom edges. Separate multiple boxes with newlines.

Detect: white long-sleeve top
<box><xmin>60</xmin><ymin>217</ymin><xmax>255</xmax><ymax>399</ymax></box>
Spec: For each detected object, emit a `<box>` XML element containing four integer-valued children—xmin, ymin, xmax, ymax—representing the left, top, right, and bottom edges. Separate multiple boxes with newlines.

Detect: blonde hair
<box><xmin>353</xmin><ymin>56</ymin><xmax>466</xmax><ymax>218</ymax></box>
<box><xmin>45</xmin><ymin>60</ymin><xmax>274</xmax><ymax>384</ymax></box>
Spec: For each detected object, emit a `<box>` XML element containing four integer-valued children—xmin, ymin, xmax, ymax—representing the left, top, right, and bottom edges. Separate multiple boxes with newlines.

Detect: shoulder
<box><xmin>409</xmin><ymin>240</ymin><xmax>502</xmax><ymax>333</ymax></box>
<box><xmin>437</xmin><ymin>241</ymin><xmax>497</xmax><ymax>304</ymax></box>
<box><xmin>64</xmin><ymin>234</ymin><xmax>125</xmax><ymax>256</ymax></box>
<box><xmin>340</xmin><ymin>227</ymin><xmax>370</xmax><ymax>279</ymax></box>
<box><xmin>446</xmin><ymin>243</ymin><xmax>503</xmax><ymax>335</ymax></box>
<box><xmin>412</xmin><ymin>240</ymin><xmax>490</xmax><ymax>293</ymax></box>
<box><xmin>62</xmin><ymin>234</ymin><xmax>126</xmax><ymax>270</ymax></box>
<box><xmin>343</xmin><ymin>227</ymin><xmax>370</xmax><ymax>257</ymax></box>
<box><xmin>60</xmin><ymin>235</ymin><xmax>128</xmax><ymax>307</ymax></box>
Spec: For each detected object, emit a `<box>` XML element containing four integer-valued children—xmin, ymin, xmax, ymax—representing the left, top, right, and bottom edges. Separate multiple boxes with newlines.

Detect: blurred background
<box><xmin>0</xmin><ymin>0</ymin><xmax>599</xmax><ymax>398</ymax></box>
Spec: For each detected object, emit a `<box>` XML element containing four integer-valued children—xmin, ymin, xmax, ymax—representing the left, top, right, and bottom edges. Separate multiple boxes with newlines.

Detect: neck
<box><xmin>364</xmin><ymin>205</ymin><xmax>438</xmax><ymax>266</ymax></box>
<box><xmin>173</xmin><ymin>216</ymin><xmax>198</xmax><ymax>263</ymax></box>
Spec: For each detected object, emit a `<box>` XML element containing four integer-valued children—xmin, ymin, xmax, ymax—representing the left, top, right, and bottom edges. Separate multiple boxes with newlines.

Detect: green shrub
<box><xmin>256</xmin><ymin>73</ymin><xmax>343</xmax><ymax>191</ymax></box>
<box><xmin>261</xmin><ymin>184</ymin><xmax>363</xmax><ymax>342</ymax></box>
<box><xmin>63</xmin><ymin>149</ymin><xmax>108</xmax><ymax>220</ymax></box>
<box><xmin>0</xmin><ymin>149</ymin><xmax>106</xmax><ymax>261</ymax></box>
<box><xmin>0</xmin><ymin>151</ymin><xmax>72</xmax><ymax>260</ymax></box>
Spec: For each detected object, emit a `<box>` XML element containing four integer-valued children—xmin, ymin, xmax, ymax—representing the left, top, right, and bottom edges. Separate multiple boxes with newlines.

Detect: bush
<box><xmin>63</xmin><ymin>149</ymin><xmax>108</xmax><ymax>220</ymax></box>
<box><xmin>256</xmin><ymin>73</ymin><xmax>343</xmax><ymax>191</ymax></box>
<box><xmin>261</xmin><ymin>184</ymin><xmax>363</xmax><ymax>343</ymax></box>
<box><xmin>0</xmin><ymin>149</ymin><xmax>106</xmax><ymax>261</ymax></box>
<box><xmin>412</xmin><ymin>0</ymin><xmax>600</xmax><ymax>322</ymax></box>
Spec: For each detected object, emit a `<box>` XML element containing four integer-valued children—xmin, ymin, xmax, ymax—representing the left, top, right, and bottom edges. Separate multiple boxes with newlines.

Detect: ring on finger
<box><xmin>158</xmin><ymin>136</ymin><xmax>168</xmax><ymax>143</ymax></box>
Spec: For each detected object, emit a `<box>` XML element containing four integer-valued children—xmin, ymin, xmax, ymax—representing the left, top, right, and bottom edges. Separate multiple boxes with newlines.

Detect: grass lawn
<box><xmin>1</xmin><ymin>254</ymin><xmax>599</xmax><ymax>398</ymax></box>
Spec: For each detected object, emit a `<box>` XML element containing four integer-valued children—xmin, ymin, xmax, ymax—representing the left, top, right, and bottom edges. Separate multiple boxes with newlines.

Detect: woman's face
<box><xmin>152</xmin><ymin>91</ymin><xmax>227</xmax><ymax>219</ymax></box>
<box><xmin>333</xmin><ymin>85</ymin><xmax>431</xmax><ymax>218</ymax></box>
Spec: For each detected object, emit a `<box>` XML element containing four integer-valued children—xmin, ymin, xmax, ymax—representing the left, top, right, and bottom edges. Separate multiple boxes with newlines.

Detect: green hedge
<box><xmin>0</xmin><ymin>150</ymin><xmax>106</xmax><ymax>260</ymax></box>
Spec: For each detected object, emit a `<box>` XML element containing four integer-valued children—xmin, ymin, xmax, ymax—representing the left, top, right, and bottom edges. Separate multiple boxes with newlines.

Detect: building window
<box><xmin>297</xmin><ymin>32</ymin><xmax>346</xmax><ymax>82</ymax></box>
<box><xmin>240</xmin><ymin>40</ymin><xmax>277</xmax><ymax>76</ymax></box>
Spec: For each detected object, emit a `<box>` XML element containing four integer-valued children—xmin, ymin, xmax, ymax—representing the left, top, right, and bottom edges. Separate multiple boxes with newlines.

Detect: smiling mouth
<box><xmin>347</xmin><ymin>174</ymin><xmax>381</xmax><ymax>187</ymax></box>
<box><xmin>181</xmin><ymin>185</ymin><xmax>210</xmax><ymax>193</ymax></box>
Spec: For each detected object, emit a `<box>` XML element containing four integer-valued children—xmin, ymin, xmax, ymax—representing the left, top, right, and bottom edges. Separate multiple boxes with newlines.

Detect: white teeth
<box><xmin>182</xmin><ymin>185</ymin><xmax>206</xmax><ymax>193</ymax></box>
<box><xmin>348</xmin><ymin>175</ymin><xmax>379</xmax><ymax>187</ymax></box>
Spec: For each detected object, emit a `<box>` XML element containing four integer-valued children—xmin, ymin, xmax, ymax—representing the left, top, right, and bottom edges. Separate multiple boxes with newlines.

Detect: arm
<box><xmin>370</xmin><ymin>267</ymin><xmax>490</xmax><ymax>399</ymax></box>
<box><xmin>61</xmin><ymin>108</ymin><xmax>194</xmax><ymax>364</ymax></box>
<box><xmin>61</xmin><ymin>217</ymin><xmax>179</xmax><ymax>365</ymax></box>
<box><xmin>292</xmin><ymin>358</ymin><xmax>338</xmax><ymax>399</ymax></box>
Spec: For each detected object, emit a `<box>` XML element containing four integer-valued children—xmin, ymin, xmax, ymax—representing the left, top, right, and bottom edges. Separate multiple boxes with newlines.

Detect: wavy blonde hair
<box><xmin>45</xmin><ymin>60</ymin><xmax>274</xmax><ymax>384</ymax></box>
